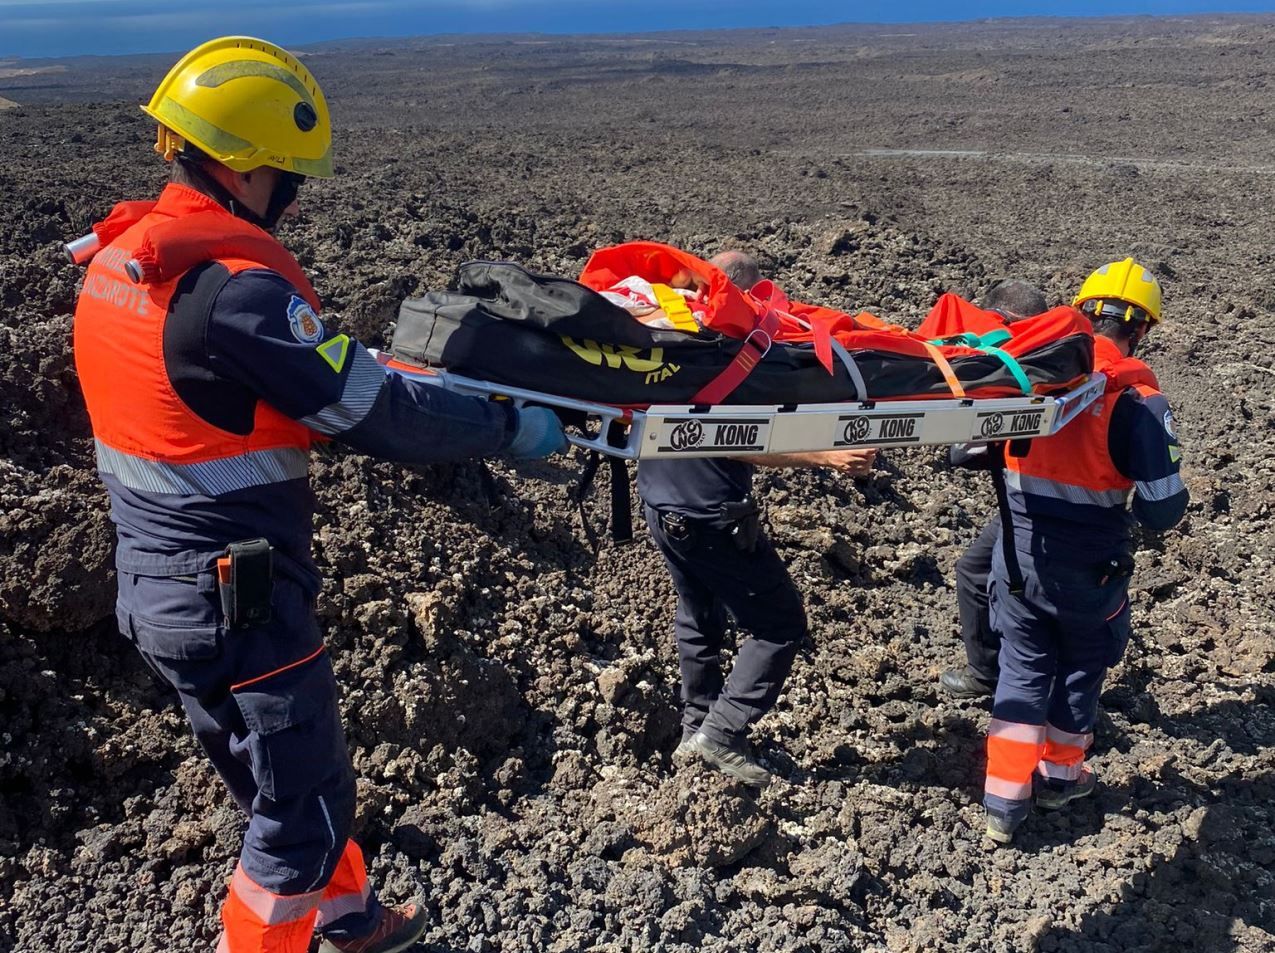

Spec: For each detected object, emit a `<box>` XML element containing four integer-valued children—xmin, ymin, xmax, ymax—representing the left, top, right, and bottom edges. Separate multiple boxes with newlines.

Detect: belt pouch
<box><xmin>218</xmin><ymin>538</ymin><xmax>274</xmax><ymax>628</ymax></box>
<box><xmin>717</xmin><ymin>500</ymin><xmax>761</xmax><ymax>553</ymax></box>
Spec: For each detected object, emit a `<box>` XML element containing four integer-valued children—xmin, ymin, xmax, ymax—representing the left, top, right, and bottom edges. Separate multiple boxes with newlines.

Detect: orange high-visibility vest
<box><xmin>1006</xmin><ymin>335</ymin><xmax>1159</xmax><ymax>509</ymax></box>
<box><xmin>73</xmin><ymin>184</ymin><xmax>318</xmax><ymax>496</ymax></box>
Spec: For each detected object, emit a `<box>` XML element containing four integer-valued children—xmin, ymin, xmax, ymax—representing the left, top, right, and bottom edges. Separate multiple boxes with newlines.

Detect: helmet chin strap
<box><xmin>176</xmin><ymin>155</ymin><xmax>299</xmax><ymax>232</ymax></box>
<box><xmin>263</xmin><ymin>172</ymin><xmax>303</xmax><ymax>230</ymax></box>
<box><xmin>1120</xmin><ymin>320</ymin><xmax>1150</xmax><ymax>357</ymax></box>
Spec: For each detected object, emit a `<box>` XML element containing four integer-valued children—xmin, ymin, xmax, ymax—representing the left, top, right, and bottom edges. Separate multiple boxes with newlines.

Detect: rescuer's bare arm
<box><xmin>738</xmin><ymin>448</ymin><xmax>877</xmax><ymax>474</ymax></box>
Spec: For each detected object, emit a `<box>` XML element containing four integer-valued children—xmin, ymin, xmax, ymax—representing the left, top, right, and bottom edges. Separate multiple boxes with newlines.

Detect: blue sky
<box><xmin>1</xmin><ymin>0</ymin><xmax>1273</xmax><ymax>59</ymax></box>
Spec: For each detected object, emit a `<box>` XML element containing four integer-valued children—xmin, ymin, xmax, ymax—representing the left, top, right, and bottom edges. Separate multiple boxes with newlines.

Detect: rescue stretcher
<box><xmin>385</xmin><ymin>241</ymin><xmax>1107</xmax><ymax>458</ymax></box>
<box><xmin>375</xmin><ymin>354</ymin><xmax>1106</xmax><ymax>460</ymax></box>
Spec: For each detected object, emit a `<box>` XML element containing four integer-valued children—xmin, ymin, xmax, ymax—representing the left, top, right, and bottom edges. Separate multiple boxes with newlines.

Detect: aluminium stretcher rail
<box><xmin>372</xmin><ymin>352</ymin><xmax>1105</xmax><ymax>461</ymax></box>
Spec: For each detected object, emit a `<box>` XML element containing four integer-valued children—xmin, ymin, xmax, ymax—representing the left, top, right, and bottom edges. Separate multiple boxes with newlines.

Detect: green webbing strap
<box><xmin>950</xmin><ymin>329</ymin><xmax>1012</xmax><ymax>347</ymax></box>
<box><xmin>932</xmin><ymin>331</ymin><xmax>1032</xmax><ymax>395</ymax></box>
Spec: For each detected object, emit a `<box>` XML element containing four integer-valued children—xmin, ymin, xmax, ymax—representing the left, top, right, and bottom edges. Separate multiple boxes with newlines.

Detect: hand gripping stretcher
<box><xmin>375</xmin><ymin>354</ymin><xmax>1106</xmax><ymax>459</ymax></box>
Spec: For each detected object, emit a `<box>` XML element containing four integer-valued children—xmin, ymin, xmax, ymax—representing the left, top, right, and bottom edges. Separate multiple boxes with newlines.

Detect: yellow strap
<box><xmin>650</xmin><ymin>283</ymin><xmax>701</xmax><ymax>333</ymax></box>
<box><xmin>920</xmin><ymin>341</ymin><xmax>966</xmax><ymax>398</ymax></box>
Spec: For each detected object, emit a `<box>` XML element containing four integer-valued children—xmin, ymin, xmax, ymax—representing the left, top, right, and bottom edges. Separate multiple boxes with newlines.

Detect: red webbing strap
<box><xmin>811</xmin><ymin>318</ymin><xmax>835</xmax><ymax>374</ymax></box>
<box><xmin>690</xmin><ymin>309</ymin><xmax>782</xmax><ymax>405</ymax></box>
<box><xmin>750</xmin><ymin>278</ymin><xmax>835</xmax><ymax>374</ymax></box>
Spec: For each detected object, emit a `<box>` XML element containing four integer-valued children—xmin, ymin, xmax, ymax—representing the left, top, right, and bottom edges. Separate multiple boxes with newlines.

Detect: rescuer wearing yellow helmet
<box><xmin>976</xmin><ymin>258</ymin><xmax>1187</xmax><ymax>844</ymax></box>
<box><xmin>72</xmin><ymin>36</ymin><xmax>565</xmax><ymax>953</ymax></box>
<box><xmin>941</xmin><ymin>260</ymin><xmax>1169</xmax><ymax>703</ymax></box>
<box><xmin>141</xmin><ymin>36</ymin><xmax>333</xmax><ymax>231</ymax></box>
<box><xmin>1072</xmin><ymin>256</ymin><xmax>1163</xmax><ymax>351</ymax></box>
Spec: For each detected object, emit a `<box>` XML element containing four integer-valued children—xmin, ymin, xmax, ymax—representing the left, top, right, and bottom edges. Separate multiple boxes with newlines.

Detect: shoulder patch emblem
<box><xmin>1162</xmin><ymin>409</ymin><xmax>1177</xmax><ymax>439</ymax></box>
<box><xmin>287</xmin><ymin>295</ymin><xmax>325</xmax><ymax>344</ymax></box>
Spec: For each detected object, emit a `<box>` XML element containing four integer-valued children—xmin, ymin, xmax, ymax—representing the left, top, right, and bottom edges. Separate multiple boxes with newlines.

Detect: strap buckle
<box><xmin>743</xmin><ymin>326</ymin><xmax>773</xmax><ymax>359</ymax></box>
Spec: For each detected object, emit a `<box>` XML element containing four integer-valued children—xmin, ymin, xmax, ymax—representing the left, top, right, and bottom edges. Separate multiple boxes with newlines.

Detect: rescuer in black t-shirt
<box><xmin>637</xmin><ymin>251</ymin><xmax>876</xmax><ymax>787</ymax></box>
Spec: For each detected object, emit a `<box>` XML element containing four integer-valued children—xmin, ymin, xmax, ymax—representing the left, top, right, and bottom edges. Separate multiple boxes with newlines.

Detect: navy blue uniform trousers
<box><xmin>116</xmin><ymin>564</ymin><xmax>375</xmax><ymax>931</ymax></box>
<box><xmin>644</xmin><ymin>505</ymin><xmax>808</xmax><ymax>745</ymax></box>
<box><xmin>984</xmin><ymin>543</ymin><xmax>1132</xmax><ymax>823</ymax></box>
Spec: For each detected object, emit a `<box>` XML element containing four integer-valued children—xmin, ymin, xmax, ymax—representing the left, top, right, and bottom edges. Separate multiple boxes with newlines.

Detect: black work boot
<box><xmin>939</xmin><ymin>667</ymin><xmax>995</xmax><ymax>699</ymax></box>
<box><xmin>984</xmin><ymin>810</ymin><xmax>1024</xmax><ymax>845</ymax></box>
<box><xmin>317</xmin><ymin>902</ymin><xmax>428</xmax><ymax>953</ymax></box>
<box><xmin>682</xmin><ymin>730</ymin><xmax>771</xmax><ymax>787</ymax></box>
<box><xmin>1035</xmin><ymin>767</ymin><xmax>1098</xmax><ymax>811</ymax></box>
<box><xmin>672</xmin><ymin>716</ymin><xmax>705</xmax><ymax>760</ymax></box>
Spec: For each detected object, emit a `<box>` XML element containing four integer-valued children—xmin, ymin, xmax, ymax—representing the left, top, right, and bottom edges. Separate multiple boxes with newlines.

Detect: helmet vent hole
<box><xmin>294</xmin><ymin>101</ymin><xmax>318</xmax><ymax>132</ymax></box>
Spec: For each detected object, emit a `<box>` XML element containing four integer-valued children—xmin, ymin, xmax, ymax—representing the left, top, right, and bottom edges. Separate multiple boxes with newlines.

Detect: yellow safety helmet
<box><xmin>142</xmin><ymin>36</ymin><xmax>333</xmax><ymax>179</ymax></box>
<box><xmin>1072</xmin><ymin>258</ymin><xmax>1162</xmax><ymax>325</ymax></box>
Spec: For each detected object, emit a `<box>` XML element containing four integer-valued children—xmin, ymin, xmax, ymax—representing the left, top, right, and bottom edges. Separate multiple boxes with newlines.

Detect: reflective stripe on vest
<box><xmin>96</xmin><ymin>440</ymin><xmax>310</xmax><ymax>496</ymax></box>
<box><xmin>74</xmin><ymin>184</ymin><xmax>317</xmax><ymax>498</ymax></box>
<box><xmin>1004</xmin><ymin>469</ymin><xmax>1130</xmax><ymax>509</ymax></box>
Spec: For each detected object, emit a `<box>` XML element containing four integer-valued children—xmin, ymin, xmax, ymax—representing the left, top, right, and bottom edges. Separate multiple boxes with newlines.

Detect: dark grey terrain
<box><xmin>1</xmin><ymin>15</ymin><xmax>1272</xmax><ymax>953</ymax></box>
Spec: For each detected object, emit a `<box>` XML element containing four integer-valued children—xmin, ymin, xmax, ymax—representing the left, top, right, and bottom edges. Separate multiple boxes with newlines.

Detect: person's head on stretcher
<box><xmin>708</xmin><ymin>251</ymin><xmax>762</xmax><ymax>294</ymax></box>
<box><xmin>979</xmin><ymin>279</ymin><xmax>1048</xmax><ymax>323</ymax></box>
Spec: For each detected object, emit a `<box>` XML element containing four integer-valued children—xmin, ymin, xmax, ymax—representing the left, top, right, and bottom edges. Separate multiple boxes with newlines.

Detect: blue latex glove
<box><xmin>506</xmin><ymin>406</ymin><xmax>568</xmax><ymax>459</ymax></box>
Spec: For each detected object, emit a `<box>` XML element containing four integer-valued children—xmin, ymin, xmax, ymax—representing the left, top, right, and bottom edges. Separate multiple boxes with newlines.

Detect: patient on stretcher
<box><xmin>598</xmin><ymin>254</ymin><xmax>757</xmax><ymax>333</ymax></box>
<box><xmin>598</xmin><ymin>274</ymin><xmax>709</xmax><ymax>331</ymax></box>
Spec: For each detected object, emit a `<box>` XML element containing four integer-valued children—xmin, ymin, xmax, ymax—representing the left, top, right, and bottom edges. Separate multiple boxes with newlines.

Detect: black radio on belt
<box><xmin>216</xmin><ymin>538</ymin><xmax>274</xmax><ymax>628</ymax></box>
<box><xmin>718</xmin><ymin>498</ymin><xmax>761</xmax><ymax>554</ymax></box>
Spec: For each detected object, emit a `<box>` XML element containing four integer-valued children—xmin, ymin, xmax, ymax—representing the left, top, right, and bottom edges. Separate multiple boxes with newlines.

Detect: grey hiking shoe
<box><xmin>672</xmin><ymin>723</ymin><xmax>701</xmax><ymax>761</ymax></box>
<box><xmin>939</xmin><ymin>668</ymin><xmax>995</xmax><ymax>699</ymax></box>
<box><xmin>317</xmin><ymin>902</ymin><xmax>428</xmax><ymax>953</ymax></box>
<box><xmin>682</xmin><ymin>730</ymin><xmax>771</xmax><ymax>788</ymax></box>
<box><xmin>1035</xmin><ymin>768</ymin><xmax>1098</xmax><ymax>811</ymax></box>
<box><xmin>984</xmin><ymin>811</ymin><xmax>1023</xmax><ymax>845</ymax></box>
<box><xmin>673</xmin><ymin>740</ymin><xmax>694</xmax><ymax>760</ymax></box>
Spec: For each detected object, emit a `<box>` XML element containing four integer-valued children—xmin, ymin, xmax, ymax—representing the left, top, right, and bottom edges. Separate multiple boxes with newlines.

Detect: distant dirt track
<box><xmin>855</xmin><ymin>147</ymin><xmax>1275</xmax><ymax>175</ymax></box>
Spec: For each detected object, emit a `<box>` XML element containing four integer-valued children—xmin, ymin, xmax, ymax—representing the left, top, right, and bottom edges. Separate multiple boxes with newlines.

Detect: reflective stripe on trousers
<box><xmin>985</xmin><ymin>717</ymin><xmax>1094</xmax><ymax>801</ymax></box>
<box><xmin>1039</xmin><ymin>723</ymin><xmax>1092</xmax><ymax>780</ymax></box>
<box><xmin>984</xmin><ymin>718</ymin><xmax>1044</xmax><ymax>801</ymax></box>
<box><xmin>316</xmin><ymin>841</ymin><xmax>373</xmax><ymax>929</ymax></box>
<box><xmin>217</xmin><ymin>842</ymin><xmax>372</xmax><ymax>952</ymax></box>
<box><xmin>217</xmin><ymin>864</ymin><xmax>321</xmax><ymax>953</ymax></box>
